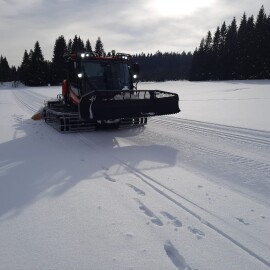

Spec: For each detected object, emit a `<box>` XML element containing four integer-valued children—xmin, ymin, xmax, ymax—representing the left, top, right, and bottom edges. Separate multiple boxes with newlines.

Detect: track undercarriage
<box><xmin>44</xmin><ymin>99</ymin><xmax>147</xmax><ymax>132</ymax></box>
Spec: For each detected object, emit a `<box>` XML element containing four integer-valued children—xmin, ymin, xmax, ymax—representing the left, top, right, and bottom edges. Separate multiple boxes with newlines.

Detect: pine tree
<box><xmin>245</xmin><ymin>15</ymin><xmax>256</xmax><ymax>78</ymax></box>
<box><xmin>27</xmin><ymin>41</ymin><xmax>48</xmax><ymax>86</ymax></box>
<box><xmin>20</xmin><ymin>50</ymin><xmax>30</xmax><ymax>84</ymax></box>
<box><xmin>71</xmin><ymin>35</ymin><xmax>85</xmax><ymax>53</ymax></box>
<box><xmin>33</xmin><ymin>41</ymin><xmax>47</xmax><ymax>85</ymax></box>
<box><xmin>212</xmin><ymin>27</ymin><xmax>221</xmax><ymax>79</ymax></box>
<box><xmin>236</xmin><ymin>13</ymin><xmax>248</xmax><ymax>78</ymax></box>
<box><xmin>85</xmin><ymin>39</ymin><xmax>93</xmax><ymax>53</ymax></box>
<box><xmin>254</xmin><ymin>6</ymin><xmax>268</xmax><ymax>78</ymax></box>
<box><xmin>224</xmin><ymin>17</ymin><xmax>238</xmax><ymax>79</ymax></box>
<box><xmin>95</xmin><ymin>37</ymin><xmax>105</xmax><ymax>56</ymax></box>
<box><xmin>204</xmin><ymin>31</ymin><xmax>214</xmax><ymax>79</ymax></box>
<box><xmin>218</xmin><ymin>22</ymin><xmax>228</xmax><ymax>79</ymax></box>
<box><xmin>51</xmin><ymin>35</ymin><xmax>68</xmax><ymax>85</ymax></box>
<box><xmin>190</xmin><ymin>39</ymin><xmax>206</xmax><ymax>80</ymax></box>
<box><xmin>0</xmin><ymin>56</ymin><xmax>11</xmax><ymax>83</ymax></box>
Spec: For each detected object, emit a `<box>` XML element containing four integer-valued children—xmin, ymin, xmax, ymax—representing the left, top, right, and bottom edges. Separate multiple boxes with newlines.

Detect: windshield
<box><xmin>81</xmin><ymin>61</ymin><xmax>131</xmax><ymax>92</ymax></box>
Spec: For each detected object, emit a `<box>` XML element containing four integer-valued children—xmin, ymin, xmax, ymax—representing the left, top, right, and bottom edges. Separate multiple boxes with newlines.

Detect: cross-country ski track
<box><xmin>0</xmin><ymin>82</ymin><xmax>270</xmax><ymax>270</ymax></box>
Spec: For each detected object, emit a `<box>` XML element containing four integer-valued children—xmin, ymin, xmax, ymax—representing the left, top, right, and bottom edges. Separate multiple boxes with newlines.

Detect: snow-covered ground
<box><xmin>0</xmin><ymin>80</ymin><xmax>269</xmax><ymax>270</ymax></box>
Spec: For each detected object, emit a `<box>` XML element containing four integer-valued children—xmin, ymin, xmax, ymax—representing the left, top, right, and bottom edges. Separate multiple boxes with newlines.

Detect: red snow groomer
<box><xmin>42</xmin><ymin>51</ymin><xmax>180</xmax><ymax>132</ymax></box>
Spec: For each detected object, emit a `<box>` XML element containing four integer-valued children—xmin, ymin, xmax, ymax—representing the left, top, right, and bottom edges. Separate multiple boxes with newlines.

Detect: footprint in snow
<box><xmin>125</xmin><ymin>232</ymin><xmax>134</xmax><ymax>238</ymax></box>
<box><xmin>103</xmin><ymin>173</ymin><xmax>116</xmax><ymax>182</ymax></box>
<box><xmin>161</xmin><ymin>211</ymin><xmax>182</xmax><ymax>228</ymax></box>
<box><xmin>235</xmin><ymin>217</ymin><xmax>249</xmax><ymax>225</ymax></box>
<box><xmin>164</xmin><ymin>240</ymin><xmax>192</xmax><ymax>270</ymax></box>
<box><xmin>135</xmin><ymin>199</ymin><xmax>163</xmax><ymax>226</ymax></box>
<box><xmin>127</xmin><ymin>184</ymin><xmax>145</xmax><ymax>196</ymax></box>
<box><xmin>188</xmin><ymin>226</ymin><xmax>205</xmax><ymax>240</ymax></box>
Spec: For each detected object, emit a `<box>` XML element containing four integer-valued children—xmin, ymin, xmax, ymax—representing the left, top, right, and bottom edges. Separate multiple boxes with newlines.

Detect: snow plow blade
<box><xmin>31</xmin><ymin>107</ymin><xmax>44</xmax><ymax>120</ymax></box>
<box><xmin>79</xmin><ymin>90</ymin><xmax>180</xmax><ymax>121</ymax></box>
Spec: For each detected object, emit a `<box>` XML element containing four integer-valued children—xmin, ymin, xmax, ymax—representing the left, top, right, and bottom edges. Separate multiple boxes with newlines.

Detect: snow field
<box><xmin>0</xmin><ymin>80</ymin><xmax>270</xmax><ymax>270</ymax></box>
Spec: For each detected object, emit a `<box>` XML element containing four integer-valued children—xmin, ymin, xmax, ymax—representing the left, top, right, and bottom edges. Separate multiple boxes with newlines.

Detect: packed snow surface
<box><xmin>0</xmin><ymin>80</ymin><xmax>270</xmax><ymax>270</ymax></box>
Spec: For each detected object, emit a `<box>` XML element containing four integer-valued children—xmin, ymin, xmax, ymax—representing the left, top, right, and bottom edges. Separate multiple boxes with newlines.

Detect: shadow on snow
<box><xmin>0</xmin><ymin>115</ymin><xmax>178</xmax><ymax>220</ymax></box>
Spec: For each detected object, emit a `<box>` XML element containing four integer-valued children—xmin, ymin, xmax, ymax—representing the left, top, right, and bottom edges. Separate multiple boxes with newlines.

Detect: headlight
<box><xmin>133</xmin><ymin>74</ymin><xmax>138</xmax><ymax>79</ymax></box>
<box><xmin>78</xmin><ymin>73</ymin><xmax>83</xmax><ymax>78</ymax></box>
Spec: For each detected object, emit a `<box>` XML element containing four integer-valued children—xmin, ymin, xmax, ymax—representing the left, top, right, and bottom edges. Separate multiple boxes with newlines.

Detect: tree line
<box><xmin>133</xmin><ymin>51</ymin><xmax>192</xmax><ymax>81</ymax></box>
<box><xmin>190</xmin><ymin>6</ymin><xmax>270</xmax><ymax>81</ymax></box>
<box><xmin>0</xmin><ymin>35</ymin><xmax>192</xmax><ymax>85</ymax></box>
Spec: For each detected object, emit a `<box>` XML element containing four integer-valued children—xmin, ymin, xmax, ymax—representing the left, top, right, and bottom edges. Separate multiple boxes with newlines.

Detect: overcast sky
<box><xmin>1</xmin><ymin>0</ymin><xmax>270</xmax><ymax>66</ymax></box>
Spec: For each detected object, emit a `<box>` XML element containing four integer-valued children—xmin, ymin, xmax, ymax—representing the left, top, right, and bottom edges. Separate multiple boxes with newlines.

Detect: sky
<box><xmin>1</xmin><ymin>0</ymin><xmax>270</xmax><ymax>67</ymax></box>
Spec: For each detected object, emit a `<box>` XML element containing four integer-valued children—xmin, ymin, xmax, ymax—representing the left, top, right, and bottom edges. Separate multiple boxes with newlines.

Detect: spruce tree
<box><xmin>95</xmin><ymin>37</ymin><xmax>105</xmax><ymax>56</ymax></box>
<box><xmin>254</xmin><ymin>6</ymin><xmax>268</xmax><ymax>78</ymax></box>
<box><xmin>71</xmin><ymin>35</ymin><xmax>85</xmax><ymax>53</ymax></box>
<box><xmin>33</xmin><ymin>41</ymin><xmax>46</xmax><ymax>85</ymax></box>
<box><xmin>212</xmin><ymin>26</ymin><xmax>221</xmax><ymax>79</ymax></box>
<box><xmin>0</xmin><ymin>56</ymin><xmax>11</xmax><ymax>82</ymax></box>
<box><xmin>20</xmin><ymin>50</ymin><xmax>30</xmax><ymax>84</ymax></box>
<box><xmin>224</xmin><ymin>18</ymin><xmax>238</xmax><ymax>79</ymax></box>
<box><xmin>245</xmin><ymin>15</ymin><xmax>255</xmax><ymax>78</ymax></box>
<box><xmin>51</xmin><ymin>35</ymin><xmax>68</xmax><ymax>85</ymax></box>
<box><xmin>190</xmin><ymin>39</ymin><xmax>206</xmax><ymax>80</ymax></box>
<box><xmin>28</xmin><ymin>41</ymin><xmax>47</xmax><ymax>86</ymax></box>
<box><xmin>237</xmin><ymin>13</ymin><xmax>248</xmax><ymax>78</ymax></box>
<box><xmin>218</xmin><ymin>22</ymin><xmax>228</xmax><ymax>79</ymax></box>
<box><xmin>85</xmin><ymin>39</ymin><xmax>93</xmax><ymax>53</ymax></box>
<box><xmin>204</xmin><ymin>31</ymin><xmax>214</xmax><ymax>80</ymax></box>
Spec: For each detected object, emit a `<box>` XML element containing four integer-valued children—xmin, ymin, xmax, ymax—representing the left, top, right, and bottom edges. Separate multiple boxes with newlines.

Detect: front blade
<box><xmin>79</xmin><ymin>90</ymin><xmax>180</xmax><ymax>121</ymax></box>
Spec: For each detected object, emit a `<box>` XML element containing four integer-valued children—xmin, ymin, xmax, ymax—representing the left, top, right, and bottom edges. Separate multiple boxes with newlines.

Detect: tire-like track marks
<box><xmin>12</xmin><ymin>89</ymin><xmax>47</xmax><ymax>115</ymax></box>
<box><xmin>77</xmin><ymin>133</ymin><xmax>270</xmax><ymax>268</ymax></box>
<box><xmin>151</xmin><ymin>116</ymin><xmax>270</xmax><ymax>147</ymax></box>
<box><xmin>15</xmin><ymin>88</ymin><xmax>270</xmax><ymax>268</ymax></box>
